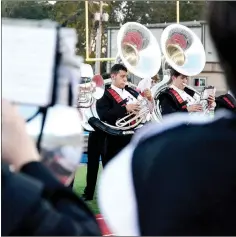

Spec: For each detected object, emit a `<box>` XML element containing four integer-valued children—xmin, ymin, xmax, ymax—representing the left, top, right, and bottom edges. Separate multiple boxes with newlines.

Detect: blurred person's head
<box><xmin>169</xmin><ymin>68</ymin><xmax>189</xmax><ymax>90</ymax></box>
<box><xmin>208</xmin><ymin>2</ymin><xmax>236</xmax><ymax>96</ymax></box>
<box><xmin>110</xmin><ymin>64</ymin><xmax>128</xmax><ymax>89</ymax></box>
<box><xmin>151</xmin><ymin>74</ymin><xmax>160</xmax><ymax>87</ymax></box>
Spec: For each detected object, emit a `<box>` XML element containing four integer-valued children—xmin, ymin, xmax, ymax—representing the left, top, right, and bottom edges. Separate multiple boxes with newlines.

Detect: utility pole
<box><xmin>95</xmin><ymin>1</ymin><xmax>103</xmax><ymax>74</ymax></box>
<box><xmin>176</xmin><ymin>1</ymin><xmax>180</xmax><ymax>23</ymax></box>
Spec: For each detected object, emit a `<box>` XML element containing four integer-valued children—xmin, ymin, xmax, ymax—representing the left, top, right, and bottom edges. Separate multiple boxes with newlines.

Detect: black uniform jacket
<box><xmin>215</xmin><ymin>93</ymin><xmax>236</xmax><ymax>112</ymax></box>
<box><xmin>96</xmin><ymin>85</ymin><xmax>139</xmax><ymax>126</ymax></box>
<box><xmin>98</xmin><ymin>112</ymin><xmax>236</xmax><ymax>236</ymax></box>
<box><xmin>2</xmin><ymin>161</ymin><xmax>101</xmax><ymax>236</ymax></box>
<box><xmin>159</xmin><ymin>87</ymin><xmax>195</xmax><ymax>116</ymax></box>
<box><xmin>132</xmin><ymin>113</ymin><xmax>236</xmax><ymax>235</ymax></box>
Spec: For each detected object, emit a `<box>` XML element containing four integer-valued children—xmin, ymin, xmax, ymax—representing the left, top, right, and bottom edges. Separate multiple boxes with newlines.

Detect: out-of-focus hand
<box><xmin>2</xmin><ymin>99</ymin><xmax>40</xmax><ymax>171</ymax></box>
<box><xmin>143</xmin><ymin>89</ymin><xmax>152</xmax><ymax>101</ymax></box>
<box><xmin>187</xmin><ymin>104</ymin><xmax>203</xmax><ymax>112</ymax></box>
<box><xmin>208</xmin><ymin>95</ymin><xmax>215</xmax><ymax>107</ymax></box>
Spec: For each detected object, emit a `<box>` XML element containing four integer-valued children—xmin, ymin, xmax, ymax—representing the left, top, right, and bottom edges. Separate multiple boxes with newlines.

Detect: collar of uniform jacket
<box><xmin>111</xmin><ymin>85</ymin><xmax>137</xmax><ymax>104</ymax></box>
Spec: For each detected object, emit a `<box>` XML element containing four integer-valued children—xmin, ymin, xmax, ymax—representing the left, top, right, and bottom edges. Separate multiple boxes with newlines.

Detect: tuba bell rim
<box><xmin>117</xmin><ymin>22</ymin><xmax>162</xmax><ymax>79</ymax></box>
<box><xmin>161</xmin><ymin>23</ymin><xmax>206</xmax><ymax>77</ymax></box>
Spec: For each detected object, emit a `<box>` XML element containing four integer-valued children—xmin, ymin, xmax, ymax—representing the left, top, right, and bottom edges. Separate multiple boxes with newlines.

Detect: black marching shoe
<box><xmin>81</xmin><ymin>193</ymin><xmax>93</xmax><ymax>201</ymax></box>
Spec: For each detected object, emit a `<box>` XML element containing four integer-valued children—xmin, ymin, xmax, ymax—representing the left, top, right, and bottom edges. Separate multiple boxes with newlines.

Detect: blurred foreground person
<box><xmin>2</xmin><ymin>100</ymin><xmax>101</xmax><ymax>236</ymax></box>
<box><xmin>215</xmin><ymin>93</ymin><xmax>236</xmax><ymax>112</ymax></box>
<box><xmin>97</xmin><ymin>3</ymin><xmax>236</xmax><ymax>235</ymax></box>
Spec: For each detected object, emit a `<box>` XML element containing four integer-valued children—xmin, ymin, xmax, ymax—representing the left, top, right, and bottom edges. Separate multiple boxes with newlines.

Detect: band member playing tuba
<box><xmin>150</xmin><ymin>23</ymin><xmax>218</xmax><ymax>119</ymax></box>
<box><xmin>137</xmin><ymin>74</ymin><xmax>160</xmax><ymax>93</ymax></box>
<box><xmin>96</xmin><ymin>64</ymin><xmax>153</xmax><ymax>165</ymax></box>
<box><xmin>159</xmin><ymin>67</ymin><xmax>215</xmax><ymax>116</ymax></box>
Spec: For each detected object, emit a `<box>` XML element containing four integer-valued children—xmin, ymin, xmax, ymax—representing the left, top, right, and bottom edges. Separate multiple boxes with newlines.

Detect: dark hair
<box><xmin>102</xmin><ymin>73</ymin><xmax>110</xmax><ymax>79</ymax></box>
<box><xmin>151</xmin><ymin>74</ymin><xmax>160</xmax><ymax>82</ymax></box>
<box><xmin>208</xmin><ymin>2</ymin><xmax>236</xmax><ymax>95</ymax></box>
<box><xmin>110</xmin><ymin>64</ymin><xmax>128</xmax><ymax>75</ymax></box>
<box><xmin>169</xmin><ymin>67</ymin><xmax>181</xmax><ymax>78</ymax></box>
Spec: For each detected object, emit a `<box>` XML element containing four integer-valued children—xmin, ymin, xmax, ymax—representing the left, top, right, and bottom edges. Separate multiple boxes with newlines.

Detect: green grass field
<box><xmin>73</xmin><ymin>164</ymin><xmax>102</xmax><ymax>214</ymax></box>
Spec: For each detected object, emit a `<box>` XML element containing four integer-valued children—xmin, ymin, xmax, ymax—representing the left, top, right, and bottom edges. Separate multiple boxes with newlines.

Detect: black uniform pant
<box><xmin>83</xmin><ymin>130</ymin><xmax>106</xmax><ymax>199</ymax></box>
<box><xmin>104</xmin><ymin>134</ymin><xmax>133</xmax><ymax>165</ymax></box>
<box><xmin>69</xmin><ymin>131</ymin><xmax>106</xmax><ymax>197</ymax></box>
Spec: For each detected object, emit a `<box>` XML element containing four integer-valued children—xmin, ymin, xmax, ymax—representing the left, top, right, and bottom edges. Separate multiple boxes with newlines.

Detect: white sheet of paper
<box><xmin>2</xmin><ymin>22</ymin><xmax>57</xmax><ymax>106</ymax></box>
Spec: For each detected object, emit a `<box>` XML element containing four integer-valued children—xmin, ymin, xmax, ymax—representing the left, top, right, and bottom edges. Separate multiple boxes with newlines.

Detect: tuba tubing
<box><xmin>182</xmin><ymin>83</ymin><xmax>215</xmax><ymax>117</ymax></box>
<box><xmin>88</xmin><ymin>117</ymin><xmax>135</xmax><ymax>136</ymax></box>
<box><xmin>115</xmin><ymin>106</ymin><xmax>150</xmax><ymax>128</ymax></box>
<box><xmin>183</xmin><ymin>83</ymin><xmax>201</xmax><ymax>96</ymax></box>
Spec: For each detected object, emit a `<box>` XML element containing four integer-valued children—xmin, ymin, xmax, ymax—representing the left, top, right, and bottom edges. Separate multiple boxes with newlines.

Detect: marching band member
<box><xmin>96</xmin><ymin>63</ymin><xmax>153</xmax><ymax>165</ymax></box>
<box><xmin>82</xmin><ymin>74</ymin><xmax>111</xmax><ymax>201</ymax></box>
<box><xmin>137</xmin><ymin>74</ymin><xmax>160</xmax><ymax>93</ymax></box>
<box><xmin>158</xmin><ymin>67</ymin><xmax>215</xmax><ymax>116</ymax></box>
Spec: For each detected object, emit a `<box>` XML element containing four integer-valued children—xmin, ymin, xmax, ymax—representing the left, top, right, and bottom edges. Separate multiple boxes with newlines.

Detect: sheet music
<box><xmin>2</xmin><ymin>21</ymin><xmax>57</xmax><ymax>106</ymax></box>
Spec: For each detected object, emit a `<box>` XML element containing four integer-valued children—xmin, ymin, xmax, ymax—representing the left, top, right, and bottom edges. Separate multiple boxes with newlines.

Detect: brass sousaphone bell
<box><xmin>116</xmin><ymin>22</ymin><xmax>162</xmax><ymax>79</ymax></box>
<box><xmin>77</xmin><ymin>63</ymin><xmax>105</xmax><ymax>108</ymax></box>
<box><xmin>161</xmin><ymin>23</ymin><xmax>206</xmax><ymax>76</ymax></box>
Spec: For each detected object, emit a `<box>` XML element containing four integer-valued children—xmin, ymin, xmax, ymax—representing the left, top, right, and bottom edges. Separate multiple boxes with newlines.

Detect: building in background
<box><xmin>106</xmin><ymin>21</ymin><xmax>227</xmax><ymax>96</ymax></box>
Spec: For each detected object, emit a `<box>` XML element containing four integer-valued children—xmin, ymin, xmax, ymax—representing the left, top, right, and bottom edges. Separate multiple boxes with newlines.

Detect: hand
<box><xmin>126</xmin><ymin>103</ymin><xmax>140</xmax><ymax>113</ymax></box>
<box><xmin>208</xmin><ymin>95</ymin><xmax>215</xmax><ymax>106</ymax></box>
<box><xmin>143</xmin><ymin>89</ymin><xmax>152</xmax><ymax>101</ymax></box>
<box><xmin>2</xmin><ymin>99</ymin><xmax>40</xmax><ymax>171</ymax></box>
<box><xmin>187</xmin><ymin>104</ymin><xmax>203</xmax><ymax>112</ymax></box>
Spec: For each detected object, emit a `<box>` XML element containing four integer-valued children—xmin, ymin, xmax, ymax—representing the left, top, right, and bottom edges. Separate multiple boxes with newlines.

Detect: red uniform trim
<box><xmin>223</xmin><ymin>96</ymin><xmax>235</xmax><ymax>108</ymax></box>
<box><xmin>107</xmin><ymin>88</ymin><xmax>125</xmax><ymax>106</ymax></box>
<box><xmin>169</xmin><ymin>89</ymin><xmax>187</xmax><ymax>110</ymax></box>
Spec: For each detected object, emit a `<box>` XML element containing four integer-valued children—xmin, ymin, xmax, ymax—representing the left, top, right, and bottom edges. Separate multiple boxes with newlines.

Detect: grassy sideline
<box><xmin>73</xmin><ymin>164</ymin><xmax>102</xmax><ymax>214</ymax></box>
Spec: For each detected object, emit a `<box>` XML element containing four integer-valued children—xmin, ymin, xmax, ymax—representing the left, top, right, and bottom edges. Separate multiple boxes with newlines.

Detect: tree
<box><xmin>2</xmin><ymin>1</ymin><xmax>53</xmax><ymax>20</ymax></box>
<box><xmin>115</xmin><ymin>1</ymin><xmax>207</xmax><ymax>24</ymax></box>
<box><xmin>50</xmin><ymin>1</ymin><xmax>116</xmax><ymax>63</ymax></box>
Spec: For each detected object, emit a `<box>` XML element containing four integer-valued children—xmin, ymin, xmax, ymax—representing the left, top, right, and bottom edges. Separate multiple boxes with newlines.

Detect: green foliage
<box><xmin>115</xmin><ymin>1</ymin><xmax>207</xmax><ymax>24</ymax></box>
<box><xmin>2</xmin><ymin>1</ymin><xmax>53</xmax><ymax>20</ymax></box>
<box><xmin>51</xmin><ymin>1</ymin><xmax>88</xmax><ymax>59</ymax></box>
<box><xmin>2</xmin><ymin>0</ymin><xmax>207</xmax><ymax>65</ymax></box>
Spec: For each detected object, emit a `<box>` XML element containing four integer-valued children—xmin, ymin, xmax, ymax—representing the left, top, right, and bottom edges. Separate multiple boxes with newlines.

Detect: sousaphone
<box><xmin>151</xmin><ymin>23</ymin><xmax>206</xmax><ymax>122</ymax></box>
<box><xmin>78</xmin><ymin>22</ymin><xmax>162</xmax><ymax>135</ymax></box>
<box><xmin>77</xmin><ymin>63</ymin><xmax>105</xmax><ymax>109</ymax></box>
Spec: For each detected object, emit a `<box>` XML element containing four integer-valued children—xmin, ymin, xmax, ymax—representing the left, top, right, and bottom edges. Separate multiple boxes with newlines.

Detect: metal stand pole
<box><xmin>176</xmin><ymin>1</ymin><xmax>180</xmax><ymax>23</ymax></box>
<box><xmin>95</xmin><ymin>1</ymin><xmax>103</xmax><ymax>74</ymax></box>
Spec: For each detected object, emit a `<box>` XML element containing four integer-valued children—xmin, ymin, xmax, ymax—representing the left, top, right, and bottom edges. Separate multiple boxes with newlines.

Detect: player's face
<box><xmin>151</xmin><ymin>79</ymin><xmax>157</xmax><ymax>88</ymax></box>
<box><xmin>172</xmin><ymin>74</ymin><xmax>189</xmax><ymax>90</ymax></box>
<box><xmin>112</xmin><ymin>70</ymin><xmax>128</xmax><ymax>89</ymax></box>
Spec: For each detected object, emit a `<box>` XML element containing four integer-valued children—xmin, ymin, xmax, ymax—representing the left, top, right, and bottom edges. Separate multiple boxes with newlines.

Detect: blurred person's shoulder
<box><xmin>132</xmin><ymin>110</ymin><xmax>236</xmax><ymax>160</ymax></box>
<box><xmin>130</xmin><ymin>110</ymin><xmax>236</xmax><ymax>195</ymax></box>
<box><xmin>98</xmin><ymin>110</ymin><xmax>236</xmax><ymax>236</ymax></box>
